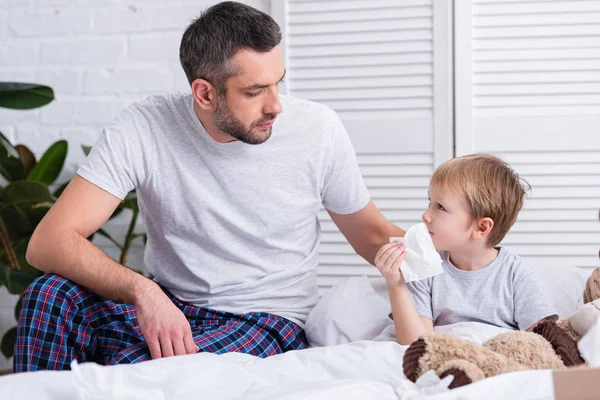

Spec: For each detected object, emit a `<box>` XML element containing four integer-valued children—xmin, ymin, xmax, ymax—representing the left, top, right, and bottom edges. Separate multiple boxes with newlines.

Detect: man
<box><xmin>15</xmin><ymin>1</ymin><xmax>405</xmax><ymax>371</ymax></box>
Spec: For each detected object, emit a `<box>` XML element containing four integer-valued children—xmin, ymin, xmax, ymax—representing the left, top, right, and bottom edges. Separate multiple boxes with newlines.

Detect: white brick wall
<box><xmin>0</xmin><ymin>0</ymin><xmax>271</xmax><ymax>370</ymax></box>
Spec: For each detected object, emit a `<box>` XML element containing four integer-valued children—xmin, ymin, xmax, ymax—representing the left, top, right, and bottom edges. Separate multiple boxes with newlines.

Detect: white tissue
<box><xmin>393</xmin><ymin>370</ymin><xmax>452</xmax><ymax>399</ymax></box>
<box><xmin>390</xmin><ymin>223</ymin><xmax>443</xmax><ymax>283</ymax></box>
<box><xmin>578</xmin><ymin>313</ymin><xmax>600</xmax><ymax>367</ymax></box>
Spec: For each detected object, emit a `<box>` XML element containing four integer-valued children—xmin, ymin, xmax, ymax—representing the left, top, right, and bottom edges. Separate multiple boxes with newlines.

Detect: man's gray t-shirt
<box><xmin>76</xmin><ymin>93</ymin><xmax>370</xmax><ymax>325</ymax></box>
<box><xmin>406</xmin><ymin>248</ymin><xmax>557</xmax><ymax>330</ymax></box>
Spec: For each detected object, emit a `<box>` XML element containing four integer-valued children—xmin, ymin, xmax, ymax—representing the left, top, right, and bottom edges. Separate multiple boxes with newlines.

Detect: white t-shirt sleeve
<box><xmin>76</xmin><ymin>105</ymin><xmax>153</xmax><ymax>200</ymax></box>
<box><xmin>320</xmin><ymin>111</ymin><xmax>370</xmax><ymax>214</ymax></box>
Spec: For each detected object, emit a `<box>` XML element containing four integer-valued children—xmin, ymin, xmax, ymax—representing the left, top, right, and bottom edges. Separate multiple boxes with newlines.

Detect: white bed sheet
<box><xmin>0</xmin><ymin>325</ymin><xmax>560</xmax><ymax>400</ymax></box>
<box><xmin>0</xmin><ymin>269</ymin><xmax>592</xmax><ymax>400</ymax></box>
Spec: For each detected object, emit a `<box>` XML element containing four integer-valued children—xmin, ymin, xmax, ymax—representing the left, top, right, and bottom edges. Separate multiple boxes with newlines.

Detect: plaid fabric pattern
<box><xmin>14</xmin><ymin>274</ymin><xmax>308</xmax><ymax>372</ymax></box>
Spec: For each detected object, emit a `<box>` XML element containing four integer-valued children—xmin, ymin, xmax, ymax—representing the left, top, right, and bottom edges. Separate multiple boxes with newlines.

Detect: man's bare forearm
<box><xmin>361</xmin><ymin>223</ymin><xmax>406</xmax><ymax>266</ymax></box>
<box><xmin>328</xmin><ymin>200</ymin><xmax>407</xmax><ymax>266</ymax></box>
<box><xmin>27</xmin><ymin>227</ymin><xmax>157</xmax><ymax>305</ymax></box>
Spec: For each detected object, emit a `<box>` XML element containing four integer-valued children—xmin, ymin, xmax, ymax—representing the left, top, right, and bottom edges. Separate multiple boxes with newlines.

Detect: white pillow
<box><xmin>304</xmin><ymin>276</ymin><xmax>392</xmax><ymax>347</ymax></box>
<box><xmin>532</xmin><ymin>264</ymin><xmax>588</xmax><ymax>319</ymax></box>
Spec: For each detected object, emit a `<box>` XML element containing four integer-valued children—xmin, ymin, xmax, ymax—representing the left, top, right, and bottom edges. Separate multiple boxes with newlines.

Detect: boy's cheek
<box><xmin>430</xmin><ymin>233</ymin><xmax>446</xmax><ymax>250</ymax></box>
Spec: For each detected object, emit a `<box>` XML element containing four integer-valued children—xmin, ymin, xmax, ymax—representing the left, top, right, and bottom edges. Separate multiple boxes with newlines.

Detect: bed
<box><xmin>0</xmin><ymin>264</ymin><xmax>595</xmax><ymax>400</ymax></box>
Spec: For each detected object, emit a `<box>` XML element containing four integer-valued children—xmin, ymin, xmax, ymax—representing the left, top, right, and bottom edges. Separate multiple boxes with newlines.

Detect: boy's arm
<box><xmin>375</xmin><ymin>241</ymin><xmax>434</xmax><ymax>345</ymax></box>
<box><xmin>388</xmin><ymin>283</ymin><xmax>434</xmax><ymax>345</ymax></box>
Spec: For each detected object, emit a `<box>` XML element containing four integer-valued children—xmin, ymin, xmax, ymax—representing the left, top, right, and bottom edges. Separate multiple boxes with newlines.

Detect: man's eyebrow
<box><xmin>242</xmin><ymin>69</ymin><xmax>286</xmax><ymax>91</ymax></box>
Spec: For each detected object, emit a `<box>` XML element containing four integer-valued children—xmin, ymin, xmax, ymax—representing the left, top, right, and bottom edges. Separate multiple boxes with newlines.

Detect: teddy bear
<box><xmin>402</xmin><ymin>268</ymin><xmax>600</xmax><ymax>389</ymax></box>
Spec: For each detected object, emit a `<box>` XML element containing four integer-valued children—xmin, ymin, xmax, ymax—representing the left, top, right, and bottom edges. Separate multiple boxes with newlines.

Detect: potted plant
<box><xmin>0</xmin><ymin>82</ymin><xmax>144</xmax><ymax>362</ymax></box>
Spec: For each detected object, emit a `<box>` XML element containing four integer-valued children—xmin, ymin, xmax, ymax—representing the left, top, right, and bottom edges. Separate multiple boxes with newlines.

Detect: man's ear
<box><xmin>472</xmin><ymin>217</ymin><xmax>494</xmax><ymax>241</ymax></box>
<box><xmin>191</xmin><ymin>79</ymin><xmax>217</xmax><ymax>111</ymax></box>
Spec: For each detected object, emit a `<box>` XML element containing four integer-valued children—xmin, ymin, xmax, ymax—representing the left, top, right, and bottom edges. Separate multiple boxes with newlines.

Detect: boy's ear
<box><xmin>472</xmin><ymin>217</ymin><xmax>494</xmax><ymax>240</ymax></box>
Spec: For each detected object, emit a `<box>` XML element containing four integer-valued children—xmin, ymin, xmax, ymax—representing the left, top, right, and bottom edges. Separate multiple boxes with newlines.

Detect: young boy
<box><xmin>375</xmin><ymin>154</ymin><xmax>557</xmax><ymax>345</ymax></box>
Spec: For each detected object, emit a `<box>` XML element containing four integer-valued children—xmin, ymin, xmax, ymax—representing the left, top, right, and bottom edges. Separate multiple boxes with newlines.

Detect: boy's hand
<box><xmin>375</xmin><ymin>241</ymin><xmax>407</xmax><ymax>286</ymax></box>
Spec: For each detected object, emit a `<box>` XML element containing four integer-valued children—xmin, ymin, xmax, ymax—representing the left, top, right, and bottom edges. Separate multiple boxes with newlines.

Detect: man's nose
<box><xmin>264</xmin><ymin>87</ymin><xmax>282</xmax><ymax>116</ymax></box>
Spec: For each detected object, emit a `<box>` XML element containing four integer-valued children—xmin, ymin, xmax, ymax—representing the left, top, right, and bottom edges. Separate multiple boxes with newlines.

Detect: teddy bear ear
<box><xmin>568</xmin><ymin>302</ymin><xmax>599</xmax><ymax>339</ymax></box>
<box><xmin>583</xmin><ymin>268</ymin><xmax>600</xmax><ymax>304</ymax></box>
<box><xmin>403</xmin><ymin>338</ymin><xmax>426</xmax><ymax>382</ymax></box>
<box><xmin>533</xmin><ymin>320</ymin><xmax>585</xmax><ymax>367</ymax></box>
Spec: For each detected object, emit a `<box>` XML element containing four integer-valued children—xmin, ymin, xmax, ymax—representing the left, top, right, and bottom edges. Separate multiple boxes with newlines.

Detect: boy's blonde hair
<box><xmin>430</xmin><ymin>153</ymin><xmax>530</xmax><ymax>247</ymax></box>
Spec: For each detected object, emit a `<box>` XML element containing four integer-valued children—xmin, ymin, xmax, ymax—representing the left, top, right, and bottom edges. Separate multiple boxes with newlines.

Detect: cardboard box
<box><xmin>553</xmin><ymin>367</ymin><xmax>600</xmax><ymax>400</ymax></box>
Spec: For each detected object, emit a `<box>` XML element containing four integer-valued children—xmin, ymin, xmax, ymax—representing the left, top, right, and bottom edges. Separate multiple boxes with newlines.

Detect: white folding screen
<box><xmin>455</xmin><ymin>0</ymin><xmax>600</xmax><ymax>274</ymax></box>
<box><xmin>272</xmin><ymin>0</ymin><xmax>453</xmax><ymax>292</ymax></box>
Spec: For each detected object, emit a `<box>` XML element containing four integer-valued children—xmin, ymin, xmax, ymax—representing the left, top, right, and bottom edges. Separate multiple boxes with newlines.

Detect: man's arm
<box><xmin>27</xmin><ymin>175</ymin><xmax>150</xmax><ymax>303</ymax></box>
<box><xmin>26</xmin><ymin>175</ymin><xmax>198</xmax><ymax>358</ymax></box>
<box><xmin>327</xmin><ymin>200</ymin><xmax>405</xmax><ymax>265</ymax></box>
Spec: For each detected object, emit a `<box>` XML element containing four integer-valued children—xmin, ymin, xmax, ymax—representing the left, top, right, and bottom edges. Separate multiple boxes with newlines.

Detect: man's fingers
<box><xmin>160</xmin><ymin>336</ymin><xmax>175</xmax><ymax>357</ymax></box>
<box><xmin>184</xmin><ymin>335</ymin><xmax>199</xmax><ymax>354</ymax></box>
<box><xmin>148</xmin><ymin>338</ymin><xmax>162</xmax><ymax>360</ymax></box>
<box><xmin>172</xmin><ymin>337</ymin><xmax>187</xmax><ymax>356</ymax></box>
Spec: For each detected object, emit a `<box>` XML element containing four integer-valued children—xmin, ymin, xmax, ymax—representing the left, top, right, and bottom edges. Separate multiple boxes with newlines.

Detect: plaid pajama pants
<box><xmin>14</xmin><ymin>274</ymin><xmax>309</xmax><ymax>372</ymax></box>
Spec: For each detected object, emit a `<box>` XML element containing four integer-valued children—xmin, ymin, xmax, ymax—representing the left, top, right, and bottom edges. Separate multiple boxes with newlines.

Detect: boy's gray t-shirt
<box><xmin>406</xmin><ymin>248</ymin><xmax>557</xmax><ymax>330</ymax></box>
<box><xmin>76</xmin><ymin>93</ymin><xmax>370</xmax><ymax>326</ymax></box>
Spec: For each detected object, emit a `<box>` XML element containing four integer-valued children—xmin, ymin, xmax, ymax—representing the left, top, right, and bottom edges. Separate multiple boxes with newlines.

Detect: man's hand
<box><xmin>135</xmin><ymin>283</ymin><xmax>199</xmax><ymax>359</ymax></box>
<box><xmin>375</xmin><ymin>241</ymin><xmax>406</xmax><ymax>286</ymax></box>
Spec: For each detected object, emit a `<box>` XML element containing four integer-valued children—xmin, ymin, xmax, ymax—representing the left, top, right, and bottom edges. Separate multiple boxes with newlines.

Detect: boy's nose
<box><xmin>422</xmin><ymin>211</ymin><xmax>431</xmax><ymax>223</ymax></box>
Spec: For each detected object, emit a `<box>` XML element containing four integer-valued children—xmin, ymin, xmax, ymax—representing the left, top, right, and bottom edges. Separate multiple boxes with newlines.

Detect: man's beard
<box><xmin>213</xmin><ymin>95</ymin><xmax>276</xmax><ymax>145</ymax></box>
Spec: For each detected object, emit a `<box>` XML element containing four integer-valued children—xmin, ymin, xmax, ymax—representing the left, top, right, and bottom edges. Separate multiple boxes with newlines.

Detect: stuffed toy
<box><xmin>403</xmin><ymin>268</ymin><xmax>600</xmax><ymax>389</ymax></box>
<box><xmin>584</xmin><ymin>267</ymin><xmax>600</xmax><ymax>304</ymax></box>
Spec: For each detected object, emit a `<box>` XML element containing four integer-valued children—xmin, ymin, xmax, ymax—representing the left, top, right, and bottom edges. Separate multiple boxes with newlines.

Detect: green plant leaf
<box><xmin>14</xmin><ymin>296</ymin><xmax>22</xmax><ymax>321</ymax></box>
<box><xmin>0</xmin><ymin>131</ymin><xmax>25</xmax><ymax>182</ymax></box>
<box><xmin>108</xmin><ymin>191</ymin><xmax>138</xmax><ymax>220</ymax></box>
<box><xmin>15</xmin><ymin>144</ymin><xmax>36</xmax><ymax>177</ymax></box>
<box><xmin>0</xmin><ymin>131</ymin><xmax>19</xmax><ymax>159</ymax></box>
<box><xmin>123</xmin><ymin>191</ymin><xmax>139</xmax><ymax>213</ymax></box>
<box><xmin>1</xmin><ymin>180</ymin><xmax>54</xmax><ymax>211</ymax></box>
<box><xmin>0</xmin><ymin>261</ymin><xmax>5</xmax><ymax>285</ymax></box>
<box><xmin>1</xmin><ymin>239</ymin><xmax>42</xmax><ymax>295</ymax></box>
<box><xmin>3</xmin><ymin>264</ymin><xmax>41</xmax><ymax>295</ymax></box>
<box><xmin>52</xmin><ymin>181</ymin><xmax>69</xmax><ymax>198</ymax></box>
<box><xmin>109</xmin><ymin>202</ymin><xmax>125</xmax><ymax>220</ymax></box>
<box><xmin>0</xmin><ymin>82</ymin><xmax>54</xmax><ymax>110</ymax></box>
<box><xmin>24</xmin><ymin>202</ymin><xmax>52</xmax><ymax>228</ymax></box>
<box><xmin>0</xmin><ymin>206</ymin><xmax>33</xmax><ymax>239</ymax></box>
<box><xmin>1</xmin><ymin>202</ymin><xmax>52</xmax><ymax>239</ymax></box>
<box><xmin>96</xmin><ymin>228</ymin><xmax>123</xmax><ymax>250</ymax></box>
<box><xmin>0</xmin><ymin>326</ymin><xmax>16</xmax><ymax>359</ymax></box>
<box><xmin>27</xmin><ymin>140</ymin><xmax>68</xmax><ymax>185</ymax></box>
<box><xmin>81</xmin><ymin>145</ymin><xmax>92</xmax><ymax>156</ymax></box>
<box><xmin>133</xmin><ymin>233</ymin><xmax>147</xmax><ymax>246</ymax></box>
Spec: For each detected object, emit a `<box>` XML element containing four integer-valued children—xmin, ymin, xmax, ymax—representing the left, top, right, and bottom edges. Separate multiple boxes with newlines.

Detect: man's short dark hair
<box><xmin>179</xmin><ymin>1</ymin><xmax>282</xmax><ymax>93</ymax></box>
